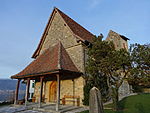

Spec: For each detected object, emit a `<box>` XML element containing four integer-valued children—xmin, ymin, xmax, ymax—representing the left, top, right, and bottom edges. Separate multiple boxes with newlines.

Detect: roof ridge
<box><xmin>57</xmin><ymin>41</ymin><xmax>62</xmax><ymax>69</ymax></box>
<box><xmin>56</xmin><ymin>41</ymin><xmax>80</xmax><ymax>72</ymax></box>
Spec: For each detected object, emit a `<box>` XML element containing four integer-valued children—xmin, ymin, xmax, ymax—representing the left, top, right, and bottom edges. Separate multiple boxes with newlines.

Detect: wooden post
<box><xmin>25</xmin><ymin>78</ymin><xmax>30</xmax><ymax>106</ymax></box>
<box><xmin>14</xmin><ymin>79</ymin><xmax>21</xmax><ymax>105</ymax></box>
<box><xmin>77</xmin><ymin>97</ymin><xmax>80</xmax><ymax>106</ymax></box>
<box><xmin>56</xmin><ymin>74</ymin><xmax>60</xmax><ymax>111</ymax></box>
<box><xmin>39</xmin><ymin>76</ymin><xmax>44</xmax><ymax>108</ymax></box>
<box><xmin>72</xmin><ymin>79</ymin><xmax>75</xmax><ymax>106</ymax></box>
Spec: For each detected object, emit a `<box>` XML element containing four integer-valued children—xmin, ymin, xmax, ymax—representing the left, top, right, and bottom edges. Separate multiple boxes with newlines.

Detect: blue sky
<box><xmin>0</xmin><ymin>0</ymin><xmax>149</xmax><ymax>78</ymax></box>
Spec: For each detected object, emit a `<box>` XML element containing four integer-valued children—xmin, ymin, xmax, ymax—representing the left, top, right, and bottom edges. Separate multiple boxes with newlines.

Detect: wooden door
<box><xmin>49</xmin><ymin>81</ymin><xmax>57</xmax><ymax>102</ymax></box>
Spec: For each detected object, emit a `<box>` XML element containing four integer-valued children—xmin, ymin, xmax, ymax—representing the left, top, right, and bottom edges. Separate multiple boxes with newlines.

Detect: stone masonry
<box><xmin>106</xmin><ymin>30</ymin><xmax>128</xmax><ymax>50</ymax></box>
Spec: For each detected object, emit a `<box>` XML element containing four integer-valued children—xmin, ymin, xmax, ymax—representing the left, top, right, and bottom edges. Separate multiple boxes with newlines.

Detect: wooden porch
<box><xmin>11</xmin><ymin>42</ymin><xmax>83</xmax><ymax>112</ymax></box>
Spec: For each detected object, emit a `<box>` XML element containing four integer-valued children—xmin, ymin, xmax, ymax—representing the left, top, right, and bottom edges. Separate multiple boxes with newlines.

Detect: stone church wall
<box><xmin>66</xmin><ymin>44</ymin><xmax>85</xmax><ymax>73</ymax></box>
<box><xmin>34</xmin><ymin>76</ymin><xmax>84</xmax><ymax>105</ymax></box>
<box><xmin>39</xmin><ymin>11</ymin><xmax>78</xmax><ymax>56</ymax></box>
<box><xmin>33</xmin><ymin>11</ymin><xmax>86</xmax><ymax>105</ymax></box>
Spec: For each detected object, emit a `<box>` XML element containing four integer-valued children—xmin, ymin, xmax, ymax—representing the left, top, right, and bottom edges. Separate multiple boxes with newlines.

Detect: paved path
<box><xmin>0</xmin><ymin>105</ymin><xmax>88</xmax><ymax>113</ymax></box>
<box><xmin>0</xmin><ymin>105</ymin><xmax>52</xmax><ymax>113</ymax></box>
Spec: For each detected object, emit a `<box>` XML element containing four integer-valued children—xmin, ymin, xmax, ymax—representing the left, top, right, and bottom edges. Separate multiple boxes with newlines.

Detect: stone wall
<box><xmin>118</xmin><ymin>80</ymin><xmax>131</xmax><ymax>98</ymax></box>
<box><xmin>33</xmin><ymin>81</ymin><xmax>46</xmax><ymax>103</ymax></box>
<box><xmin>39</xmin><ymin>11</ymin><xmax>78</xmax><ymax>55</ymax></box>
<box><xmin>34</xmin><ymin>76</ymin><xmax>84</xmax><ymax>105</ymax></box>
<box><xmin>66</xmin><ymin>44</ymin><xmax>85</xmax><ymax>73</ymax></box>
<box><xmin>34</xmin><ymin>82</ymin><xmax>40</xmax><ymax>103</ymax></box>
<box><xmin>60</xmin><ymin>76</ymin><xmax>84</xmax><ymax>105</ymax></box>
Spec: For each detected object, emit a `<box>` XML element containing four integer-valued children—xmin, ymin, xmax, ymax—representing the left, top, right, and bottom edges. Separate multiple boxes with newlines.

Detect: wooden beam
<box><xmin>25</xmin><ymin>78</ymin><xmax>30</xmax><ymax>106</ymax></box>
<box><xmin>39</xmin><ymin>76</ymin><xmax>44</xmax><ymax>108</ymax></box>
<box><xmin>56</xmin><ymin>74</ymin><xmax>60</xmax><ymax>111</ymax></box>
<box><xmin>14</xmin><ymin>79</ymin><xmax>21</xmax><ymax>105</ymax></box>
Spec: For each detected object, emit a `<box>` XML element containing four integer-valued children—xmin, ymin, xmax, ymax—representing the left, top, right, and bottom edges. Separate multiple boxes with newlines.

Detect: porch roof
<box><xmin>11</xmin><ymin>42</ymin><xmax>82</xmax><ymax>79</ymax></box>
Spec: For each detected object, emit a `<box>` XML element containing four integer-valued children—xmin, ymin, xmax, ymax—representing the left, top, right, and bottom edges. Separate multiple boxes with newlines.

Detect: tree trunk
<box><xmin>106</xmin><ymin>76</ymin><xmax>112</xmax><ymax>98</ymax></box>
<box><xmin>112</xmin><ymin>88</ymin><xmax>119</xmax><ymax>111</ymax></box>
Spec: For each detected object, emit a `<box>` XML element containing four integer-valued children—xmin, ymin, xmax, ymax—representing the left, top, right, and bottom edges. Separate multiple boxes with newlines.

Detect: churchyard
<box><xmin>81</xmin><ymin>93</ymin><xmax>150</xmax><ymax>113</ymax></box>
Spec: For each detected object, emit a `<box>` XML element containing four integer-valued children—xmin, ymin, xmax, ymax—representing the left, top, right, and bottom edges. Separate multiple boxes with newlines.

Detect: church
<box><xmin>11</xmin><ymin>7</ymin><xmax>130</xmax><ymax>111</ymax></box>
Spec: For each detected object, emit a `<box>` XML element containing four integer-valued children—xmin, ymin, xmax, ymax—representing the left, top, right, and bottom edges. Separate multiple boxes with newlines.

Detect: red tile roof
<box><xmin>56</xmin><ymin>8</ymin><xmax>95</xmax><ymax>42</ymax></box>
<box><xmin>11</xmin><ymin>42</ymin><xmax>80</xmax><ymax>79</ymax></box>
<box><xmin>32</xmin><ymin>8</ymin><xmax>95</xmax><ymax>58</ymax></box>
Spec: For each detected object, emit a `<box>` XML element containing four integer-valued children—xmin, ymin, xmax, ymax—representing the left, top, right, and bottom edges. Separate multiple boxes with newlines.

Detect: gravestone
<box><xmin>89</xmin><ymin>87</ymin><xmax>104</xmax><ymax>113</ymax></box>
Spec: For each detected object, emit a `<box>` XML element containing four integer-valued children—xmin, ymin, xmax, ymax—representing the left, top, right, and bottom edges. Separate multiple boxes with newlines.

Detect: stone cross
<box><xmin>89</xmin><ymin>87</ymin><xmax>104</xmax><ymax>113</ymax></box>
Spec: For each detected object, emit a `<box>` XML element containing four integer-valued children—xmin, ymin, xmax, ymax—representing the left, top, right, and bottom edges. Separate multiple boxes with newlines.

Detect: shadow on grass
<box><xmin>104</xmin><ymin>98</ymin><xmax>127</xmax><ymax>113</ymax></box>
<box><xmin>117</xmin><ymin>97</ymin><xmax>127</xmax><ymax>112</ymax></box>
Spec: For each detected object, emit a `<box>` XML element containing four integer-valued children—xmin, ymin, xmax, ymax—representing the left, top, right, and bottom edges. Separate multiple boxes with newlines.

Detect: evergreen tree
<box><xmin>83</xmin><ymin>35</ymin><xmax>109</xmax><ymax>105</ymax></box>
<box><xmin>85</xmin><ymin>35</ymin><xmax>131</xmax><ymax>110</ymax></box>
<box><xmin>129</xmin><ymin>43</ymin><xmax>150</xmax><ymax>91</ymax></box>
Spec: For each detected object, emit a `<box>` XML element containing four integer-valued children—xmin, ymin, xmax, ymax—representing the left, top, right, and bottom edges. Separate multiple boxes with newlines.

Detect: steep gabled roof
<box><xmin>32</xmin><ymin>7</ymin><xmax>95</xmax><ymax>58</ymax></box>
<box><xmin>11</xmin><ymin>42</ymin><xmax>80</xmax><ymax>79</ymax></box>
<box><xmin>56</xmin><ymin>8</ymin><xmax>95</xmax><ymax>42</ymax></box>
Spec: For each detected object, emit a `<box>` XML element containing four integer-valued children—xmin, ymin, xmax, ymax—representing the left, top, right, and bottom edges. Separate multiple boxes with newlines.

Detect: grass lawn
<box><xmin>80</xmin><ymin>93</ymin><xmax>150</xmax><ymax>113</ymax></box>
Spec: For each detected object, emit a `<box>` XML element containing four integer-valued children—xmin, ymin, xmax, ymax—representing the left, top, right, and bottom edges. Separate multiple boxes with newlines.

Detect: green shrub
<box><xmin>82</xmin><ymin>82</ymin><xmax>93</xmax><ymax>105</ymax></box>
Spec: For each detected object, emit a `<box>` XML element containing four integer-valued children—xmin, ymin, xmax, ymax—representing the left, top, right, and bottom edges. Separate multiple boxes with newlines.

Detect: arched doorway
<box><xmin>49</xmin><ymin>81</ymin><xmax>57</xmax><ymax>102</ymax></box>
